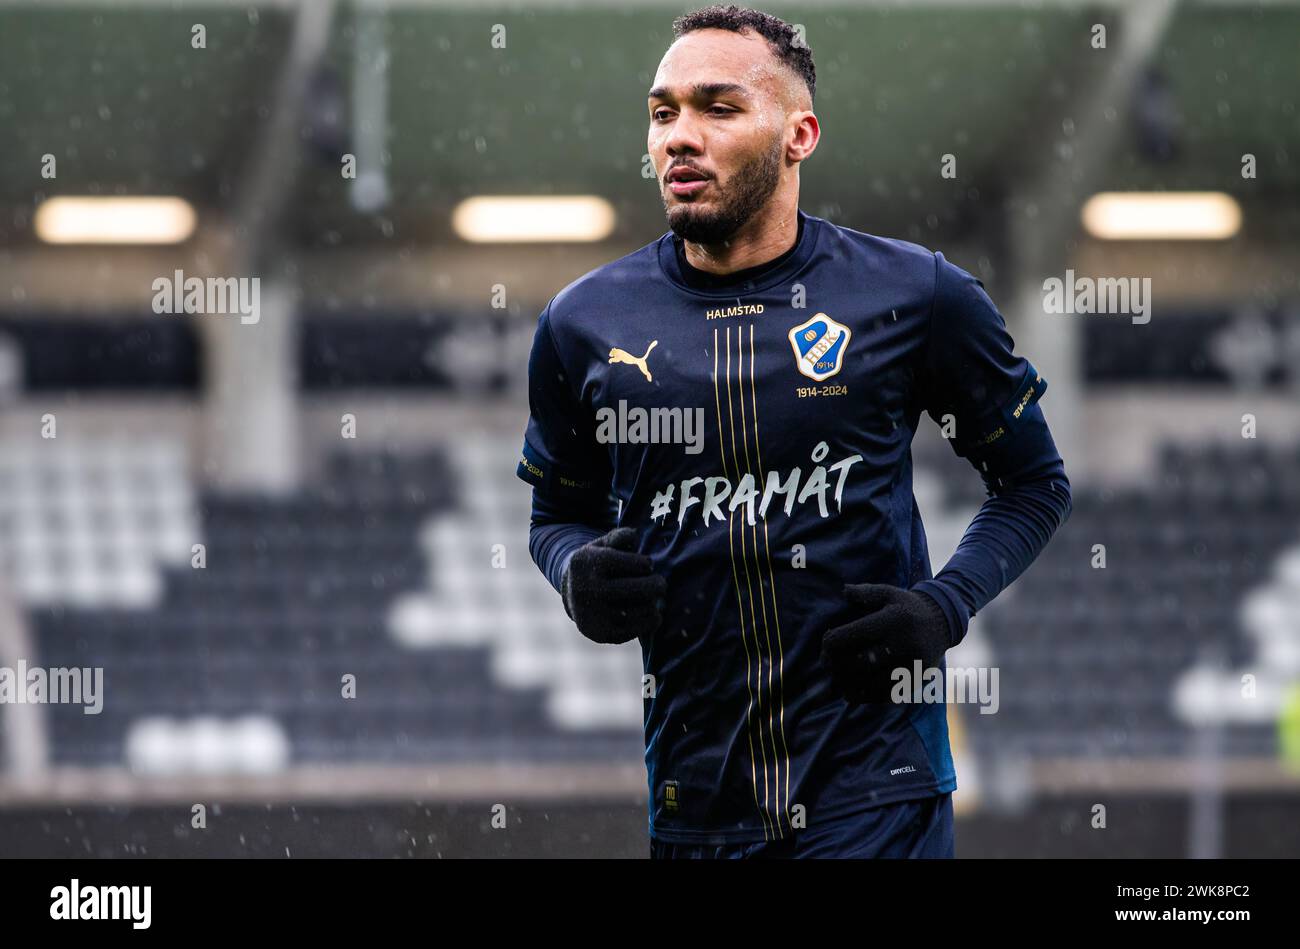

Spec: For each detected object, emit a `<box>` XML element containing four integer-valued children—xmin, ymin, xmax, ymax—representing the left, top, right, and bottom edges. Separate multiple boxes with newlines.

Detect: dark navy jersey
<box><xmin>517</xmin><ymin>209</ymin><xmax>1061</xmax><ymax>844</ymax></box>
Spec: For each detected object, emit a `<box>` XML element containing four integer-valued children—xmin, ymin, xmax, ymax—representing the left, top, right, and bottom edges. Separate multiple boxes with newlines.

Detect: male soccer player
<box><xmin>517</xmin><ymin>4</ymin><xmax>1071</xmax><ymax>858</ymax></box>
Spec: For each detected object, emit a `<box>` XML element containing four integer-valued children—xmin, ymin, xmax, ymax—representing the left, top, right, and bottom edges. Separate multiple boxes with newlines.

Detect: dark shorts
<box><xmin>649</xmin><ymin>792</ymin><xmax>954</xmax><ymax>859</ymax></box>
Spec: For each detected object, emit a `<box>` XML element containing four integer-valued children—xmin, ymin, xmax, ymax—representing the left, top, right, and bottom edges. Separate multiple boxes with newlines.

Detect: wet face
<box><xmin>647</xmin><ymin>29</ymin><xmax>797</xmax><ymax>244</ymax></box>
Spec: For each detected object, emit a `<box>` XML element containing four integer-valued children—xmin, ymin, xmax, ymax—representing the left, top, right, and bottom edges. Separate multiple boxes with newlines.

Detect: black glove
<box><xmin>561</xmin><ymin>527</ymin><xmax>666</xmax><ymax>644</ymax></box>
<box><xmin>820</xmin><ymin>583</ymin><xmax>951</xmax><ymax>705</ymax></box>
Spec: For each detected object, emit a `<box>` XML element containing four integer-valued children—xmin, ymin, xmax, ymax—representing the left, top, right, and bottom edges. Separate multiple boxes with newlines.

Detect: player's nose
<box><xmin>662</xmin><ymin>111</ymin><xmax>706</xmax><ymax>163</ymax></box>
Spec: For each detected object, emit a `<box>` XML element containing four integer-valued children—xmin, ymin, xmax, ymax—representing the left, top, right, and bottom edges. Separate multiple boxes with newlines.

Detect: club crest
<box><xmin>787</xmin><ymin>313</ymin><xmax>851</xmax><ymax>381</ymax></box>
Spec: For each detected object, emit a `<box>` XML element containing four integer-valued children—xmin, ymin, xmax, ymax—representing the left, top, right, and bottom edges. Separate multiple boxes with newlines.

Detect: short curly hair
<box><xmin>671</xmin><ymin>4</ymin><xmax>816</xmax><ymax>105</ymax></box>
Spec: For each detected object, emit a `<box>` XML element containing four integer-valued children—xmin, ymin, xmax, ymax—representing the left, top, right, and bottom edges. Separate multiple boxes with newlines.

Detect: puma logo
<box><xmin>609</xmin><ymin>340</ymin><xmax>658</xmax><ymax>382</ymax></box>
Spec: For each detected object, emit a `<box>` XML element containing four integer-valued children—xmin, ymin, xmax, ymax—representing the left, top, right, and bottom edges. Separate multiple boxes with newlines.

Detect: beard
<box><xmin>663</xmin><ymin>133</ymin><xmax>784</xmax><ymax>245</ymax></box>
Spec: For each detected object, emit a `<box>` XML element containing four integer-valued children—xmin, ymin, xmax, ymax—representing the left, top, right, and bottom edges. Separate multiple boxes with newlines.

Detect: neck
<box><xmin>680</xmin><ymin>195</ymin><xmax>800</xmax><ymax>276</ymax></box>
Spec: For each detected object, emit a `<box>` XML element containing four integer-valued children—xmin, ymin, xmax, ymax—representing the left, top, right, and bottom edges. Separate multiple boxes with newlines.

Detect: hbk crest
<box><xmin>787</xmin><ymin>313</ymin><xmax>851</xmax><ymax>381</ymax></box>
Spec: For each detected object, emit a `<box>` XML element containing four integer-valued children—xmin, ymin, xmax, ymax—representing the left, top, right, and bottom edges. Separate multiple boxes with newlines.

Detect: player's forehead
<box><xmin>649</xmin><ymin>28</ymin><xmax>783</xmax><ymax>102</ymax></box>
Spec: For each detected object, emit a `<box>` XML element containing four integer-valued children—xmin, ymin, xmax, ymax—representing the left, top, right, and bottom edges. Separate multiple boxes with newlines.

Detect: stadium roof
<box><xmin>0</xmin><ymin>1</ymin><xmax>1296</xmax><ymax>247</ymax></box>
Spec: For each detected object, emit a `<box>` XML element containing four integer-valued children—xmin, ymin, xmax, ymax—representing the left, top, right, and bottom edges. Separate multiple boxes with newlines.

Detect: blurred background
<box><xmin>0</xmin><ymin>0</ymin><xmax>1298</xmax><ymax>858</ymax></box>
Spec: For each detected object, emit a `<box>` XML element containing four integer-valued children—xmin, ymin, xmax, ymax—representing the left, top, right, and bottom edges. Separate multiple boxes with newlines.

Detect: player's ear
<box><xmin>787</xmin><ymin>111</ymin><xmax>819</xmax><ymax>163</ymax></box>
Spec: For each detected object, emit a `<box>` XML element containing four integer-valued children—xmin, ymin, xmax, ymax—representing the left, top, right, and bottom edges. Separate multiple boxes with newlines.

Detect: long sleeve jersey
<box><xmin>517</xmin><ymin>209</ymin><xmax>1071</xmax><ymax>844</ymax></box>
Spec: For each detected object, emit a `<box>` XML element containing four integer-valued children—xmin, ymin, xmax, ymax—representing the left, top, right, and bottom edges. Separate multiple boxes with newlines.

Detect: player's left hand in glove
<box><xmin>561</xmin><ymin>526</ymin><xmax>667</xmax><ymax>645</ymax></box>
<box><xmin>820</xmin><ymin>583</ymin><xmax>951</xmax><ymax>705</ymax></box>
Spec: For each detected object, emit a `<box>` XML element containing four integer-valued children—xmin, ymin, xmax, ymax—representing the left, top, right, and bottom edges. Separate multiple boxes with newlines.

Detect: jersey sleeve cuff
<box><xmin>910</xmin><ymin>578</ymin><xmax>972</xmax><ymax>649</ymax></box>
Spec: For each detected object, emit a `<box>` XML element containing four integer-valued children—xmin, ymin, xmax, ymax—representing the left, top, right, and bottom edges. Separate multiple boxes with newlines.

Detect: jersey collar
<box><xmin>657</xmin><ymin>208</ymin><xmax>821</xmax><ymax>298</ymax></box>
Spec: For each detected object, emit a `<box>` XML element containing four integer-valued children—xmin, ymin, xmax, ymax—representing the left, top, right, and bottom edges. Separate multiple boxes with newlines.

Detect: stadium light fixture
<box><xmin>452</xmin><ymin>195</ymin><xmax>616</xmax><ymax>243</ymax></box>
<box><xmin>1081</xmin><ymin>192</ymin><xmax>1242</xmax><ymax>240</ymax></box>
<box><xmin>34</xmin><ymin>196</ymin><xmax>197</xmax><ymax>245</ymax></box>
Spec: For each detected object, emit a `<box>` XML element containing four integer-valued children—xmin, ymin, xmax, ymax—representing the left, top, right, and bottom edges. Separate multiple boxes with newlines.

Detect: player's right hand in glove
<box><xmin>561</xmin><ymin>526</ymin><xmax>666</xmax><ymax>644</ymax></box>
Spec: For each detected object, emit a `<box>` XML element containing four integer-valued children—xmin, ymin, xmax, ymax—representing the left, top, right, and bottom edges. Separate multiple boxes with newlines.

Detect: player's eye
<box><xmin>651</xmin><ymin>108</ymin><xmax>674</xmax><ymax>122</ymax></box>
